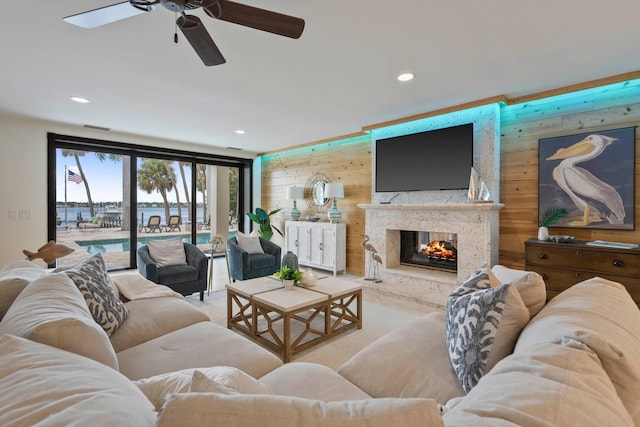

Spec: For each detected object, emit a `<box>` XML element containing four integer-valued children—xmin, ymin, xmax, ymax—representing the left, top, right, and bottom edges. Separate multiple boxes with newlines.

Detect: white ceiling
<box><xmin>3</xmin><ymin>0</ymin><xmax>640</xmax><ymax>154</ymax></box>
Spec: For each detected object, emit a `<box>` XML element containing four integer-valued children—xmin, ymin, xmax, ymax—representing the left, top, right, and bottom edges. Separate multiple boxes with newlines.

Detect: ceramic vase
<box><xmin>301</xmin><ymin>269</ymin><xmax>317</xmax><ymax>287</ymax></box>
<box><xmin>283</xmin><ymin>279</ymin><xmax>295</xmax><ymax>290</ymax></box>
<box><xmin>537</xmin><ymin>226</ymin><xmax>549</xmax><ymax>241</ymax></box>
<box><xmin>282</xmin><ymin>251</ymin><xmax>299</xmax><ymax>271</ymax></box>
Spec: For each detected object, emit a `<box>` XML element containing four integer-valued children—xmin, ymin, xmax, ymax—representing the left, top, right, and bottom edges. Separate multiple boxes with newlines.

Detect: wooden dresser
<box><xmin>524</xmin><ymin>238</ymin><xmax>640</xmax><ymax>305</ymax></box>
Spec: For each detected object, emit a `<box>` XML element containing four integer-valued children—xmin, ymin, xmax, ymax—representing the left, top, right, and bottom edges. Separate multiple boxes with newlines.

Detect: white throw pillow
<box><xmin>445</xmin><ymin>265</ymin><xmax>530</xmax><ymax>393</ymax></box>
<box><xmin>134</xmin><ymin>366</ymin><xmax>273</xmax><ymax>411</ymax></box>
<box><xmin>236</xmin><ymin>231</ymin><xmax>264</xmax><ymax>254</ymax></box>
<box><xmin>63</xmin><ymin>253</ymin><xmax>128</xmax><ymax>336</ymax></box>
<box><xmin>147</xmin><ymin>238</ymin><xmax>187</xmax><ymax>267</ymax></box>
<box><xmin>0</xmin><ymin>273</ymin><xmax>119</xmax><ymax>369</ymax></box>
<box><xmin>157</xmin><ymin>393</ymin><xmax>444</xmax><ymax>427</ymax></box>
<box><xmin>491</xmin><ymin>265</ymin><xmax>546</xmax><ymax>317</ymax></box>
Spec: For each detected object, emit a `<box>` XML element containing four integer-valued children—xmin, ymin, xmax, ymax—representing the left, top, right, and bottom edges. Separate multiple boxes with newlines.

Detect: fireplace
<box><xmin>400</xmin><ymin>231</ymin><xmax>458</xmax><ymax>272</ymax></box>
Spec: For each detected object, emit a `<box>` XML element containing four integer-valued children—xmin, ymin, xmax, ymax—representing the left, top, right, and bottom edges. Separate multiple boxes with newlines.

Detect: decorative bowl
<box><xmin>547</xmin><ymin>235</ymin><xmax>575</xmax><ymax>243</ymax></box>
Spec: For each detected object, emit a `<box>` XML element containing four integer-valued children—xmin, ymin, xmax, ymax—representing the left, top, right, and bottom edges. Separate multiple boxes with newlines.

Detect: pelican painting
<box><xmin>539</xmin><ymin>127</ymin><xmax>634</xmax><ymax>230</ymax></box>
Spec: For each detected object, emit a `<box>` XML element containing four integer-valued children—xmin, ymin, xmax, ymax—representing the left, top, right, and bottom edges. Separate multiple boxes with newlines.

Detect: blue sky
<box><xmin>56</xmin><ymin>150</ymin><xmax>194</xmax><ymax>204</ymax></box>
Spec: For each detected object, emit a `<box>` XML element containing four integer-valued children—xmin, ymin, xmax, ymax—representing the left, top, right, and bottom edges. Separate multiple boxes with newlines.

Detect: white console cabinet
<box><xmin>285</xmin><ymin>221</ymin><xmax>346</xmax><ymax>276</ymax></box>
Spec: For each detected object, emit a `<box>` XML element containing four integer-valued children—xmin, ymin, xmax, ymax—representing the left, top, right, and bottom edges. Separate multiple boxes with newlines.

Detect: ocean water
<box><xmin>56</xmin><ymin>206</ymin><xmax>207</xmax><ymax>225</ymax></box>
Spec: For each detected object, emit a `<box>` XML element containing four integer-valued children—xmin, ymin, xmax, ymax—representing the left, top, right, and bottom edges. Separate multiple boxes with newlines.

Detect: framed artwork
<box><xmin>538</xmin><ymin>126</ymin><xmax>635</xmax><ymax>230</ymax></box>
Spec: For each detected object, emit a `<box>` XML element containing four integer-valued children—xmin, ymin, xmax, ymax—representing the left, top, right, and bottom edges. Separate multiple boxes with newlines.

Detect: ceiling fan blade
<box><xmin>177</xmin><ymin>15</ymin><xmax>226</xmax><ymax>66</ymax></box>
<box><xmin>63</xmin><ymin>1</ymin><xmax>152</xmax><ymax>29</ymax></box>
<box><xmin>204</xmin><ymin>0</ymin><xmax>305</xmax><ymax>39</ymax></box>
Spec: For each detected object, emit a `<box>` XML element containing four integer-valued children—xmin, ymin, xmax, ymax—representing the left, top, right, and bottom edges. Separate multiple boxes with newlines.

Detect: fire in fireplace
<box><xmin>400</xmin><ymin>231</ymin><xmax>458</xmax><ymax>272</ymax></box>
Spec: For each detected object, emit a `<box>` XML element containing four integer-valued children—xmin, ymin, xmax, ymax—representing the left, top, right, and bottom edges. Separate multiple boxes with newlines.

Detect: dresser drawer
<box><xmin>526</xmin><ymin>265</ymin><xmax>640</xmax><ymax>305</ymax></box>
<box><xmin>525</xmin><ymin>244</ymin><xmax>640</xmax><ymax>277</ymax></box>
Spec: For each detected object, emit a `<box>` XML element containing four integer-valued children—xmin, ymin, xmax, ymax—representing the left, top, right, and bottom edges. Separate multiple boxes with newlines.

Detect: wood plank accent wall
<box><xmin>260</xmin><ymin>81</ymin><xmax>640</xmax><ymax>276</ymax></box>
<box><xmin>499</xmin><ymin>86</ymin><xmax>640</xmax><ymax>268</ymax></box>
<box><xmin>260</xmin><ymin>136</ymin><xmax>372</xmax><ymax>276</ymax></box>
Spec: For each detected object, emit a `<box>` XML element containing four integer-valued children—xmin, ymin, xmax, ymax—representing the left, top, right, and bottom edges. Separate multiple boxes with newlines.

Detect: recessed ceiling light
<box><xmin>235</xmin><ymin>129</ymin><xmax>245</xmax><ymax>134</ymax></box>
<box><xmin>70</xmin><ymin>96</ymin><xmax>90</xmax><ymax>103</ymax></box>
<box><xmin>397</xmin><ymin>73</ymin><xmax>415</xmax><ymax>82</ymax></box>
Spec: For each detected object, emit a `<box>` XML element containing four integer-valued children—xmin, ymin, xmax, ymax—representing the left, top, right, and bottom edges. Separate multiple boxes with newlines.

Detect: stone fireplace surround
<box><xmin>359</xmin><ymin>203</ymin><xmax>503</xmax><ymax>307</ymax></box>
<box><xmin>361</xmin><ymin>104</ymin><xmax>503</xmax><ymax>307</ymax></box>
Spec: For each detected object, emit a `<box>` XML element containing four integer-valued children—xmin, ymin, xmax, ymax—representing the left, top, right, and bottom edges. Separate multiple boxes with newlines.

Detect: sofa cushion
<box><xmin>442</xmin><ymin>338</ymin><xmax>634</xmax><ymax>427</ymax></box>
<box><xmin>63</xmin><ymin>253</ymin><xmax>128</xmax><ymax>336</ymax></box>
<box><xmin>236</xmin><ymin>230</ymin><xmax>264</xmax><ymax>254</ymax></box>
<box><xmin>261</xmin><ymin>362</ymin><xmax>371</xmax><ymax>401</ymax></box>
<box><xmin>514</xmin><ymin>277</ymin><xmax>640</xmax><ymax>424</ymax></box>
<box><xmin>117</xmin><ymin>321</ymin><xmax>283</xmax><ymax>380</ymax></box>
<box><xmin>109</xmin><ymin>296</ymin><xmax>209</xmax><ymax>352</ymax></box>
<box><xmin>0</xmin><ymin>260</ymin><xmax>49</xmax><ymax>320</ymax></box>
<box><xmin>249</xmin><ymin>253</ymin><xmax>277</xmax><ymax>269</ymax></box>
<box><xmin>491</xmin><ymin>264</ymin><xmax>546</xmax><ymax>317</ymax></box>
<box><xmin>157</xmin><ymin>264</ymin><xmax>199</xmax><ymax>283</ymax></box>
<box><xmin>147</xmin><ymin>238</ymin><xmax>187</xmax><ymax>267</ymax></box>
<box><xmin>0</xmin><ymin>334</ymin><xmax>155</xmax><ymax>426</ymax></box>
<box><xmin>445</xmin><ymin>265</ymin><xmax>529</xmax><ymax>392</ymax></box>
<box><xmin>338</xmin><ymin>311</ymin><xmax>463</xmax><ymax>403</ymax></box>
<box><xmin>189</xmin><ymin>367</ymin><xmax>273</xmax><ymax>394</ymax></box>
<box><xmin>133</xmin><ymin>366</ymin><xmax>273</xmax><ymax>411</ymax></box>
<box><xmin>0</xmin><ymin>273</ymin><xmax>119</xmax><ymax>369</ymax></box>
<box><xmin>157</xmin><ymin>393</ymin><xmax>444</xmax><ymax>427</ymax></box>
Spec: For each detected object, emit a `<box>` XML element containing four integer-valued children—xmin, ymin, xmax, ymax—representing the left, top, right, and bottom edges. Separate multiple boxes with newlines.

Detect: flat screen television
<box><xmin>375</xmin><ymin>123</ymin><xmax>473</xmax><ymax>192</ymax></box>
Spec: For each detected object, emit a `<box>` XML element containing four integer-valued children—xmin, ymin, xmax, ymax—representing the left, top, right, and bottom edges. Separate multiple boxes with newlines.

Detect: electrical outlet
<box><xmin>8</xmin><ymin>210</ymin><xmax>17</xmax><ymax>219</ymax></box>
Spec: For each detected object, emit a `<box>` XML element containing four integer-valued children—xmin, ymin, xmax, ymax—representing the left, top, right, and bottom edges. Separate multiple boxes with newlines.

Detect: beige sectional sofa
<box><xmin>1</xmin><ymin>255</ymin><xmax>639</xmax><ymax>426</ymax></box>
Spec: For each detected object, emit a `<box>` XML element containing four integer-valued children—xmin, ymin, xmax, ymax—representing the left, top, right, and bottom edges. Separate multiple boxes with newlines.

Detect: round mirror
<box><xmin>305</xmin><ymin>173</ymin><xmax>332</xmax><ymax>213</ymax></box>
<box><xmin>312</xmin><ymin>180</ymin><xmax>327</xmax><ymax>206</ymax></box>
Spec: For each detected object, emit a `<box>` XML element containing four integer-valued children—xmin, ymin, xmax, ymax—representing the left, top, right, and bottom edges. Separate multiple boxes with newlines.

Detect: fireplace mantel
<box><xmin>358</xmin><ymin>202</ymin><xmax>504</xmax><ymax>212</ymax></box>
<box><xmin>358</xmin><ymin>202</ymin><xmax>504</xmax><ymax>307</ymax></box>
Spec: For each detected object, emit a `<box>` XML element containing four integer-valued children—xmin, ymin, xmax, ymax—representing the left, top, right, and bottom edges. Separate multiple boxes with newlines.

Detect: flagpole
<box><xmin>64</xmin><ymin>165</ymin><xmax>68</xmax><ymax>224</ymax></box>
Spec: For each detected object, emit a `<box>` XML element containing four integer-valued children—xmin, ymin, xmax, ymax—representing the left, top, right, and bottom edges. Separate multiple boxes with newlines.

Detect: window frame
<box><xmin>47</xmin><ymin>132</ymin><xmax>252</xmax><ymax>270</ymax></box>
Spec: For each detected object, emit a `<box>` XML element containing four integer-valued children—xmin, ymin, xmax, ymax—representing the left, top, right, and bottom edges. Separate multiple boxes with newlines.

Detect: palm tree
<box><xmin>61</xmin><ymin>149</ymin><xmax>96</xmax><ymax>217</ymax></box>
<box><xmin>138</xmin><ymin>159</ymin><xmax>175</xmax><ymax>222</ymax></box>
<box><xmin>196</xmin><ymin>164</ymin><xmax>207</xmax><ymax>222</ymax></box>
<box><xmin>178</xmin><ymin>161</ymin><xmax>192</xmax><ymax>223</ymax></box>
<box><xmin>229</xmin><ymin>167</ymin><xmax>239</xmax><ymax>225</ymax></box>
<box><xmin>162</xmin><ymin>160</ymin><xmax>181</xmax><ymax>221</ymax></box>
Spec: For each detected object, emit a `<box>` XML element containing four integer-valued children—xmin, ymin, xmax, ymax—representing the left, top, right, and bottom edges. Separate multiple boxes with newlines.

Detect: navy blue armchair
<box><xmin>227</xmin><ymin>237</ymin><xmax>281</xmax><ymax>281</ymax></box>
<box><xmin>137</xmin><ymin>242</ymin><xmax>207</xmax><ymax>301</ymax></box>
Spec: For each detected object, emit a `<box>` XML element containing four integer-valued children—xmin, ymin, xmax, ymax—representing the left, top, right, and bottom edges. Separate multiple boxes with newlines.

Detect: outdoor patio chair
<box><xmin>161</xmin><ymin>215</ymin><xmax>181</xmax><ymax>232</ymax></box>
<box><xmin>138</xmin><ymin>215</ymin><xmax>162</xmax><ymax>233</ymax></box>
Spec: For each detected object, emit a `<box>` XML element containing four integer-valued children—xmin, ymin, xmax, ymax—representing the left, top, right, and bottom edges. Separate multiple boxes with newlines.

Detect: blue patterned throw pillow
<box><xmin>64</xmin><ymin>253</ymin><xmax>128</xmax><ymax>336</ymax></box>
<box><xmin>445</xmin><ymin>265</ymin><xmax>529</xmax><ymax>393</ymax></box>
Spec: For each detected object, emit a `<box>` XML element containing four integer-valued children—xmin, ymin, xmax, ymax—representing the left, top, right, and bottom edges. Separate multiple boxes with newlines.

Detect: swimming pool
<box><xmin>75</xmin><ymin>233</ymin><xmax>232</xmax><ymax>255</ymax></box>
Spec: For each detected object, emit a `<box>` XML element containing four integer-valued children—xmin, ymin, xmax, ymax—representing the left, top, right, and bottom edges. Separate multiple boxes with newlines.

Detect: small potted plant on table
<box><xmin>538</xmin><ymin>207</ymin><xmax>568</xmax><ymax>240</ymax></box>
<box><xmin>275</xmin><ymin>265</ymin><xmax>302</xmax><ymax>290</ymax></box>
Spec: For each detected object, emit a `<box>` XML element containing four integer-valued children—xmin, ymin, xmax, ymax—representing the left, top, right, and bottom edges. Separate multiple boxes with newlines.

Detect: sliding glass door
<box><xmin>48</xmin><ymin>133</ymin><xmax>251</xmax><ymax>271</ymax></box>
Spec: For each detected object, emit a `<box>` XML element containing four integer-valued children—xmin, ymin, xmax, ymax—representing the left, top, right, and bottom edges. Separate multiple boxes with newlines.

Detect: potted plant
<box><xmin>247</xmin><ymin>208</ymin><xmax>283</xmax><ymax>240</ymax></box>
<box><xmin>210</xmin><ymin>234</ymin><xmax>225</xmax><ymax>252</ymax></box>
<box><xmin>538</xmin><ymin>207</ymin><xmax>568</xmax><ymax>240</ymax></box>
<box><xmin>274</xmin><ymin>265</ymin><xmax>302</xmax><ymax>290</ymax></box>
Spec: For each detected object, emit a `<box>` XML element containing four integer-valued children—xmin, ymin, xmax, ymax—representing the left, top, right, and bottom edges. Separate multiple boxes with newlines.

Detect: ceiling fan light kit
<box><xmin>63</xmin><ymin>0</ymin><xmax>305</xmax><ymax>66</ymax></box>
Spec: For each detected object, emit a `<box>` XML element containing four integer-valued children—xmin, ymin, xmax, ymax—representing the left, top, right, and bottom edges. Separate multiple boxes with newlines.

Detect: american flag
<box><xmin>68</xmin><ymin>169</ymin><xmax>83</xmax><ymax>184</ymax></box>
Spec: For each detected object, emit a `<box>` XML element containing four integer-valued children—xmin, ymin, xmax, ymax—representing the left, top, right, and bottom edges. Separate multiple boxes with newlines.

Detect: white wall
<box><xmin>0</xmin><ymin>114</ymin><xmax>255</xmax><ymax>267</ymax></box>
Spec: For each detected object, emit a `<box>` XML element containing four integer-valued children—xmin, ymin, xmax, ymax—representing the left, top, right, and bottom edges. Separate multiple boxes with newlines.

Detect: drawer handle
<box><xmin>613</xmin><ymin>259</ymin><xmax>624</xmax><ymax>268</ymax></box>
<box><xmin>541</xmin><ymin>274</ymin><xmax>549</xmax><ymax>281</ymax></box>
<box><xmin>576</xmin><ymin>250</ymin><xmax>582</xmax><ymax>256</ymax></box>
<box><xmin>538</xmin><ymin>253</ymin><xmax>547</xmax><ymax>260</ymax></box>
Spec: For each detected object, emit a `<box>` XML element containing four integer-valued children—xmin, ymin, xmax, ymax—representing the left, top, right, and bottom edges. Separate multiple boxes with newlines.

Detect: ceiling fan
<box><xmin>63</xmin><ymin>0</ymin><xmax>305</xmax><ymax>66</ymax></box>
